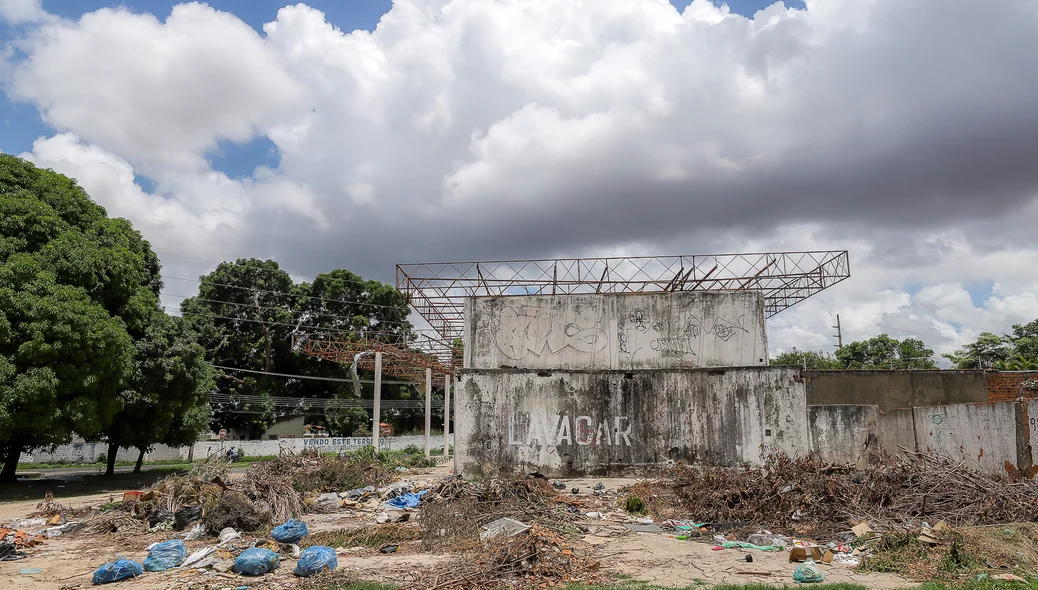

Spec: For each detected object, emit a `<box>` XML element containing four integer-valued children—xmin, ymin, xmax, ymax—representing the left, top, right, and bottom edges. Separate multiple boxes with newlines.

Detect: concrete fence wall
<box><xmin>810</xmin><ymin>399</ymin><xmax>1035</xmax><ymax>475</ymax></box>
<box><xmin>23</xmin><ymin>435</ymin><xmax>454</xmax><ymax>465</ymax></box>
<box><xmin>456</xmin><ymin>366</ymin><xmax>808</xmax><ymax>477</ymax></box>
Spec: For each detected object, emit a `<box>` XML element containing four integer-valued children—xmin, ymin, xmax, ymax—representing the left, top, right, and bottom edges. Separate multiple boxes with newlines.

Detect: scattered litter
<box><xmin>271</xmin><ymin>518</ymin><xmax>308</xmax><ymax>544</ymax></box>
<box><xmin>148</xmin><ymin>508</ymin><xmax>174</xmax><ymax>528</ymax></box>
<box><xmin>552</xmin><ymin>482</ymin><xmax>567</xmax><ymax>490</ymax></box>
<box><xmin>0</xmin><ymin>542</ymin><xmax>26</xmax><ymax>561</ymax></box>
<box><xmin>386</xmin><ymin>490</ymin><xmax>428</xmax><ymax>510</ymax></box>
<box><xmin>570</xmin><ymin>487</ymin><xmax>579</xmax><ymax>494</ymax></box>
<box><xmin>233</xmin><ymin>548</ymin><xmax>280</xmax><ymax>576</ymax></box>
<box><xmin>584</xmin><ymin>512</ymin><xmax>605</xmax><ymax>520</ymax></box>
<box><xmin>182</xmin><ymin>547</ymin><xmax>218</xmax><ymax>569</ymax></box>
<box><xmin>40</xmin><ymin>522</ymin><xmax>82</xmax><ymax>537</ymax></box>
<box><xmin>744</xmin><ymin>554</ymin><xmax>753</xmax><ymax>562</ymax></box>
<box><xmin>19</xmin><ymin>567</ymin><xmax>42</xmax><ymax>574</ymax></box>
<box><xmin>623</xmin><ymin>523</ymin><xmax>664</xmax><ymax>533</ymax></box>
<box><xmin>183</xmin><ymin>523</ymin><xmax>205</xmax><ymax>540</ymax></box>
<box><xmin>376</xmin><ymin>512</ymin><xmax>392</xmax><ymax>524</ymax></box>
<box><xmin>789</xmin><ymin>541</ymin><xmax>823</xmax><ymax>563</ymax></box>
<box><xmin>852</xmin><ymin>522</ymin><xmax>874</xmax><ymax>538</ymax></box>
<box><xmin>0</xmin><ymin>528</ymin><xmax>43</xmax><ymax>548</ymax></box>
<box><xmin>143</xmin><ymin>539</ymin><xmax>186</xmax><ymax>571</ymax></box>
<box><xmin>379</xmin><ymin>544</ymin><xmax>399</xmax><ymax>554</ymax></box>
<box><xmin>792</xmin><ymin>558</ymin><xmax>825</xmax><ymax>583</ymax></box>
<box><xmin>92</xmin><ymin>558</ymin><xmax>143</xmax><ymax>584</ymax></box>
<box><xmin>173</xmin><ymin>505</ymin><xmax>202</xmax><ymax>531</ymax></box>
<box><xmin>218</xmin><ymin>527</ymin><xmax>241</xmax><ymax>545</ymax></box>
<box><xmin>293</xmin><ymin>545</ymin><xmax>338</xmax><ymax>577</ymax></box>
<box><xmin>593</xmin><ymin>482</ymin><xmax>605</xmax><ymax>491</ymax></box>
<box><xmin>480</xmin><ymin>517</ymin><xmax>532</xmax><ymax>541</ymax></box>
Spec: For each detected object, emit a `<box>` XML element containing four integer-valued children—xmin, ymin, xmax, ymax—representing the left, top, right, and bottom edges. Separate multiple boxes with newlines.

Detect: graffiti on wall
<box><xmin>494</xmin><ymin>305</ymin><xmax>608</xmax><ymax>360</ymax></box>
<box><xmin>484</xmin><ymin>298</ymin><xmax>757</xmax><ymax>368</ymax></box>
<box><xmin>507</xmin><ymin>412</ymin><xmax>633</xmax><ymax>447</ymax></box>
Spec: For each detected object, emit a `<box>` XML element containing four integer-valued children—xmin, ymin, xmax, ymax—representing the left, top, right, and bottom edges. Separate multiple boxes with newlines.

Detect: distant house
<box><xmin>227</xmin><ymin>415</ymin><xmax>307</xmax><ymax>441</ymax></box>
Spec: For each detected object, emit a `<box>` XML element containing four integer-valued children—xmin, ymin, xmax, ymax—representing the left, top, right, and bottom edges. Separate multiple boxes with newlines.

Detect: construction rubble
<box><xmin>5</xmin><ymin>449</ymin><xmax>1038</xmax><ymax>587</ymax></box>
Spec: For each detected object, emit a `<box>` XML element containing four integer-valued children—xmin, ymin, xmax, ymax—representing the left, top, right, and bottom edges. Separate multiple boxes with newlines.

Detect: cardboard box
<box><xmin>789</xmin><ymin>545</ymin><xmax>823</xmax><ymax>562</ymax></box>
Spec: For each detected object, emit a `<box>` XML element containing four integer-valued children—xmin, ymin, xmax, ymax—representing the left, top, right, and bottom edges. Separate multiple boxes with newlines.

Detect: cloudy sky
<box><xmin>2</xmin><ymin>0</ymin><xmax>1037</xmax><ymax>362</ymax></box>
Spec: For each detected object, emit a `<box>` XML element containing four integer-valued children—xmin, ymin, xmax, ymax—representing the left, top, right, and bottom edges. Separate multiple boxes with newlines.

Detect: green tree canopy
<box><xmin>0</xmin><ymin>155</ymin><xmax>159</xmax><ymax>479</ymax></box>
<box><xmin>945</xmin><ymin>320</ymin><xmax>1038</xmax><ymax>369</ymax></box>
<box><xmin>770</xmin><ymin>350</ymin><xmax>843</xmax><ymax>369</ymax></box>
<box><xmin>100</xmin><ymin>312</ymin><xmax>215</xmax><ymax>475</ymax></box>
<box><xmin>181</xmin><ymin>260</ymin><xmax>416</xmax><ymax>439</ymax></box>
<box><xmin>836</xmin><ymin>334</ymin><xmax>938</xmax><ymax>369</ymax></box>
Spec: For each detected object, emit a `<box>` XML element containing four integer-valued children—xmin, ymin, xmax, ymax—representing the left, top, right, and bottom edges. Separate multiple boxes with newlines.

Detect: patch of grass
<box><xmin>18</xmin><ymin>459</ymin><xmax>194</xmax><ymax>470</ymax></box>
<box><xmin>300</xmin><ymin>574</ymin><xmax>398</xmax><ymax>590</ymax></box>
<box><xmin>624</xmin><ymin>494</ymin><xmax>647</xmax><ymax>515</ymax></box>
<box><xmin>303</xmin><ymin>524</ymin><xmax>421</xmax><ymax>549</ymax></box>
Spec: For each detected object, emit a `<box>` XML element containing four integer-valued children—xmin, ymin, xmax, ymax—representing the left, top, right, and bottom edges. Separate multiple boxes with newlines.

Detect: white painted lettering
<box><xmin>614</xmin><ymin>416</ymin><xmax>632</xmax><ymax>446</ymax></box>
<box><xmin>556</xmin><ymin>415</ymin><xmax>572</xmax><ymax>445</ymax></box>
<box><xmin>595</xmin><ymin>420</ymin><xmax>612</xmax><ymax>446</ymax></box>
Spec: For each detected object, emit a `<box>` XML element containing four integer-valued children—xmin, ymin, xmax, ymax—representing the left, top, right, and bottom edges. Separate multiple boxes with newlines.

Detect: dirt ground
<box><xmin>0</xmin><ymin>467</ymin><xmax>912</xmax><ymax>589</ymax></box>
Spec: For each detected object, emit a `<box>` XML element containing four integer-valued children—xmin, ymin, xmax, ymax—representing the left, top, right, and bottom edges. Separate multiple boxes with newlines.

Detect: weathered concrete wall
<box><xmin>807</xmin><ymin>405</ymin><xmax>879</xmax><ymax>465</ymax></box>
<box><xmin>913</xmin><ymin>402</ymin><xmax>1017</xmax><ymax>472</ymax></box>
<box><xmin>802</xmin><ymin>370</ymin><xmax>987</xmax><ymax>411</ymax></box>
<box><xmin>464</xmin><ymin>292</ymin><xmax>767</xmax><ymax>371</ymax></box>
<box><xmin>877</xmin><ymin>408</ymin><xmax>917</xmax><ymax>455</ymax></box>
<box><xmin>456</xmin><ymin>366</ymin><xmax>807</xmax><ymax>477</ymax></box>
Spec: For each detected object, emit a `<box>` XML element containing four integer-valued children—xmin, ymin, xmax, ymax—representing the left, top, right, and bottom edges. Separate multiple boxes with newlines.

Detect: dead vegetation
<box><xmin>419</xmin><ymin>476</ymin><xmax>580</xmax><ymax>552</ymax></box>
<box><xmin>405</xmin><ymin>524</ymin><xmax>602</xmax><ymax>590</ymax></box>
<box><xmin>304</xmin><ymin>523</ymin><xmax>422</xmax><ymax>549</ymax></box>
<box><xmin>643</xmin><ymin>451</ymin><xmax>1038</xmax><ymax>539</ymax></box>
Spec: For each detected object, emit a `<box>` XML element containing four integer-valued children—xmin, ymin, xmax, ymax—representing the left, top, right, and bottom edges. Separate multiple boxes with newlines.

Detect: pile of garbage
<box><xmin>407</xmin><ymin>523</ymin><xmax>602</xmax><ymax>589</ymax></box>
<box><xmin>84</xmin><ymin>518</ymin><xmax>339</xmax><ymax>584</ymax></box>
<box><xmin>420</xmin><ymin>475</ymin><xmax>580</xmax><ymax>551</ymax></box>
<box><xmin>650</xmin><ymin>451</ymin><xmax>1038</xmax><ymax>539</ymax></box>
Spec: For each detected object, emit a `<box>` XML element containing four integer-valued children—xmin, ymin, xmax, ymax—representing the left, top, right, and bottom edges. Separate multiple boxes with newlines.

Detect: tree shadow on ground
<box><xmin>0</xmin><ymin>468</ymin><xmax>186</xmax><ymax>502</ymax></box>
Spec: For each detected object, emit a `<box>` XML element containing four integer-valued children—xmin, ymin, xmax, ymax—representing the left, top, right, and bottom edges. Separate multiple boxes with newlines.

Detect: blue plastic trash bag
<box><xmin>143</xmin><ymin>539</ymin><xmax>186</xmax><ymax>572</ymax></box>
<box><xmin>293</xmin><ymin>546</ymin><xmax>338</xmax><ymax>577</ymax></box>
<box><xmin>92</xmin><ymin>558</ymin><xmax>143</xmax><ymax>584</ymax></box>
<box><xmin>271</xmin><ymin>518</ymin><xmax>308</xmax><ymax>543</ymax></box>
<box><xmin>233</xmin><ymin>548</ymin><xmax>280</xmax><ymax>576</ymax></box>
<box><xmin>385</xmin><ymin>490</ymin><xmax>428</xmax><ymax>510</ymax></box>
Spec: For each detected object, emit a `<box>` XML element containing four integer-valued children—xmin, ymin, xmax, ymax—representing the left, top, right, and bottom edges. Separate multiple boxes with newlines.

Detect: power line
<box><xmin>164</xmin><ymin>275</ymin><xmax>410</xmax><ymax>312</ymax></box>
<box><xmin>210</xmin><ymin>364</ymin><xmax>422</xmax><ymax>386</ymax></box>
<box><xmin>162</xmin><ymin>292</ymin><xmax>428</xmax><ymax>332</ymax></box>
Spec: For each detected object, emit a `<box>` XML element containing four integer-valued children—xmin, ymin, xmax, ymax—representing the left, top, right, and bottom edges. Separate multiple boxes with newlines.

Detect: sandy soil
<box><xmin>0</xmin><ymin>467</ymin><xmax>912</xmax><ymax>589</ymax></box>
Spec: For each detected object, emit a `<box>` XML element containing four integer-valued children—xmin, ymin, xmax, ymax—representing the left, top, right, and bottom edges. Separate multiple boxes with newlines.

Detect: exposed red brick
<box><xmin>986</xmin><ymin>371</ymin><xmax>1038</xmax><ymax>402</ymax></box>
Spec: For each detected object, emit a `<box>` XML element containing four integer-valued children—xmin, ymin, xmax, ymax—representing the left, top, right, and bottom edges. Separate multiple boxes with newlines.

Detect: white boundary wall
<box><xmin>23</xmin><ymin>435</ymin><xmax>454</xmax><ymax>465</ymax></box>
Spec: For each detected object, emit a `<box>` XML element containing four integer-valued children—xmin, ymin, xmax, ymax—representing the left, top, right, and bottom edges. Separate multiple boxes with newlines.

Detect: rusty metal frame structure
<box><xmin>396</xmin><ymin>250</ymin><xmax>850</xmax><ymax>346</ymax></box>
<box><xmin>293</xmin><ymin>332</ymin><xmax>457</xmax><ymax>383</ymax></box>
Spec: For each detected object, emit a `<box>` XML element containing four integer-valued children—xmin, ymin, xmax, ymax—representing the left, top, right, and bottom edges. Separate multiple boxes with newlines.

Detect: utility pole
<box><xmin>832</xmin><ymin>314</ymin><xmax>843</xmax><ymax>350</ymax></box>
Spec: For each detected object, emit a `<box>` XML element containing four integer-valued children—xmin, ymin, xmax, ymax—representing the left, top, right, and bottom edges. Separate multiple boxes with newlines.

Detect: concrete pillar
<box><xmin>443</xmin><ymin>373</ymin><xmax>451</xmax><ymax>457</ymax></box>
<box><xmin>372</xmin><ymin>351</ymin><xmax>382</xmax><ymax>452</ymax></box>
<box><xmin>424</xmin><ymin>368</ymin><xmax>432</xmax><ymax>458</ymax></box>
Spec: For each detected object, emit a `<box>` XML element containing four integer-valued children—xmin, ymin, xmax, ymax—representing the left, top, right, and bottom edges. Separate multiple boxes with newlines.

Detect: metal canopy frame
<box><xmin>396</xmin><ymin>250</ymin><xmax>851</xmax><ymax>347</ymax></box>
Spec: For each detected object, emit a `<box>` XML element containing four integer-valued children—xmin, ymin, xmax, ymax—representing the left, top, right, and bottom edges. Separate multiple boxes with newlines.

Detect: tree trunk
<box><xmin>134</xmin><ymin>448</ymin><xmax>146</xmax><ymax>474</ymax></box>
<box><xmin>105</xmin><ymin>442</ymin><xmax>119</xmax><ymax>476</ymax></box>
<box><xmin>0</xmin><ymin>445</ymin><xmax>22</xmax><ymax>482</ymax></box>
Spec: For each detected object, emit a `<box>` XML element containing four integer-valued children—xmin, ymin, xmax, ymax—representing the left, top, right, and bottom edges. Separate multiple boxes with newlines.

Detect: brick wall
<box><xmin>986</xmin><ymin>371</ymin><xmax>1038</xmax><ymax>402</ymax></box>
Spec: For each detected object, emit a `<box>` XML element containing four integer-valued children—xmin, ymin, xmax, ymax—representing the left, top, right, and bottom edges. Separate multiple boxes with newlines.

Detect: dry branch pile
<box><xmin>420</xmin><ymin>476</ymin><xmax>577</xmax><ymax>551</ymax></box>
<box><xmin>407</xmin><ymin>524</ymin><xmax>602</xmax><ymax>590</ymax></box>
<box><xmin>654</xmin><ymin>451</ymin><xmax>1038</xmax><ymax>539</ymax></box>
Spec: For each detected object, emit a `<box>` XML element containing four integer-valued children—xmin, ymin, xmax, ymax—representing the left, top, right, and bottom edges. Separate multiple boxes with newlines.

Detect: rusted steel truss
<box><xmin>293</xmin><ymin>332</ymin><xmax>458</xmax><ymax>382</ymax></box>
<box><xmin>396</xmin><ymin>250</ymin><xmax>850</xmax><ymax>343</ymax></box>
